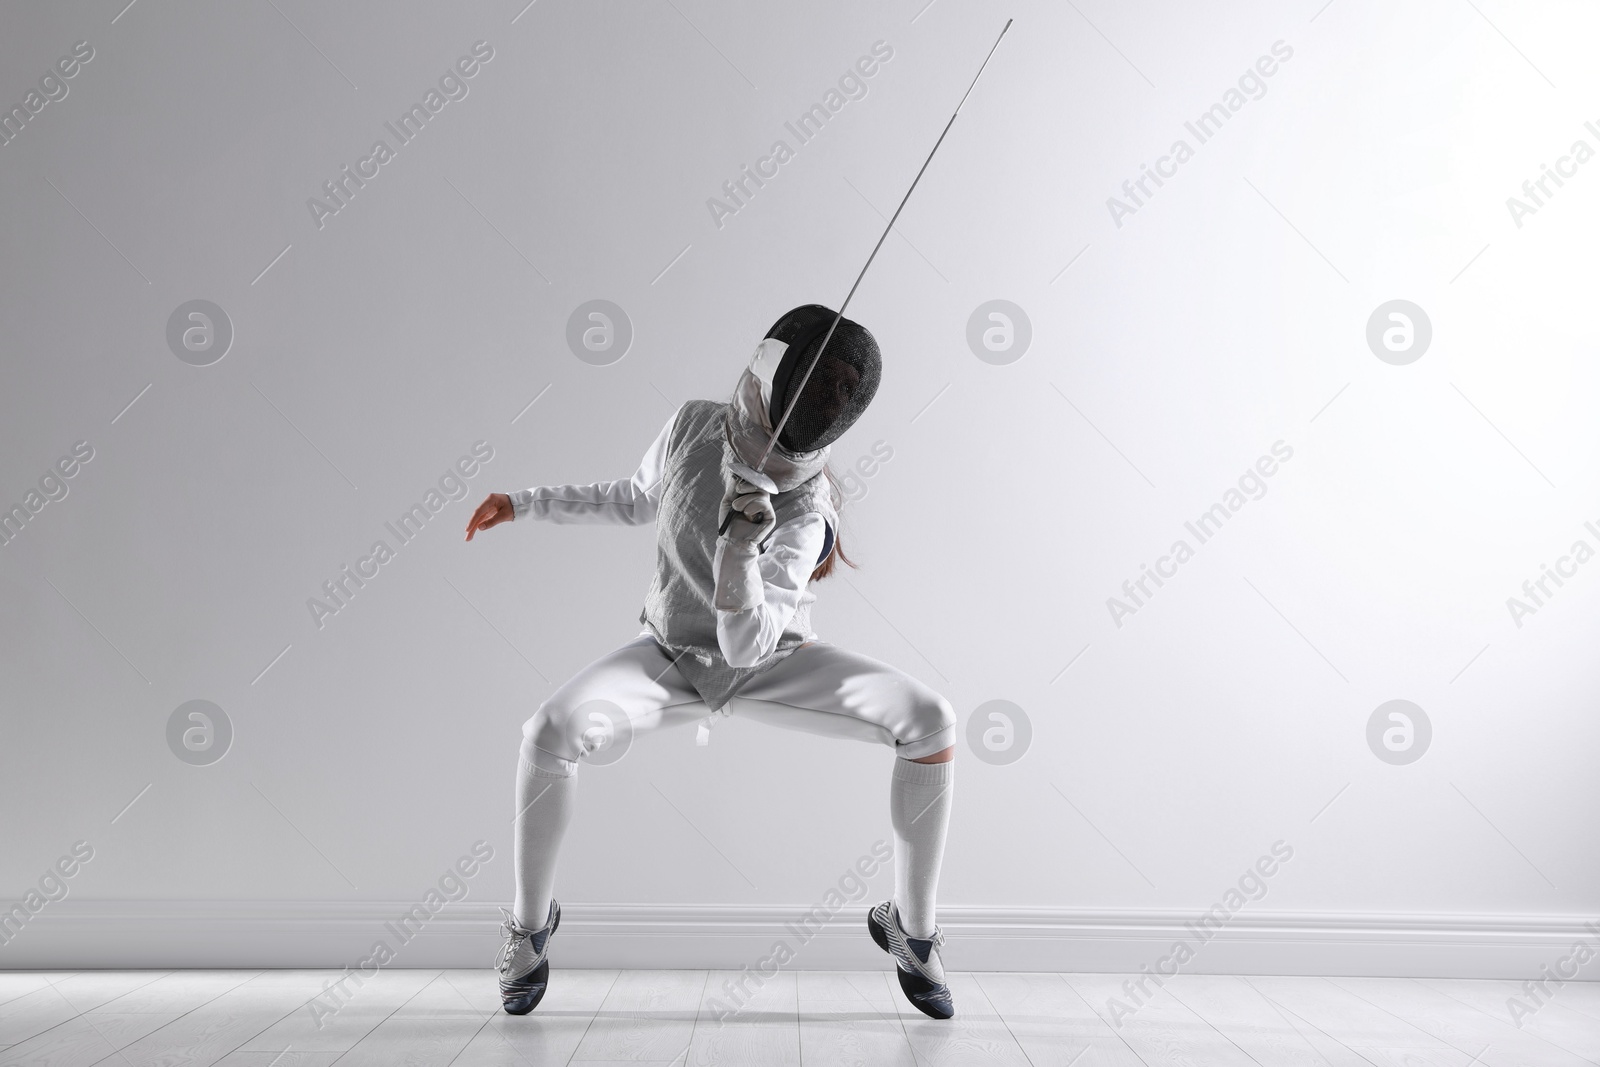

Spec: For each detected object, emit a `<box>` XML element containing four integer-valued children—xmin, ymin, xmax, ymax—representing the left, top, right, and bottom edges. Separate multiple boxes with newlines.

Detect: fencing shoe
<box><xmin>497</xmin><ymin>901</ymin><xmax>560</xmax><ymax>1015</ymax></box>
<box><xmin>868</xmin><ymin>899</ymin><xmax>954</xmax><ymax>1019</ymax></box>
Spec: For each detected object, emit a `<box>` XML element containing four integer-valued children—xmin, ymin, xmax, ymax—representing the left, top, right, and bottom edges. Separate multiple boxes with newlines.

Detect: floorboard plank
<box><xmin>211</xmin><ymin>1055</ymin><xmax>344</xmax><ymax>1066</ymax></box>
<box><xmin>1330</xmin><ymin>977</ymin><xmax>1591</xmax><ymax>1067</ymax></box>
<box><xmin>1540</xmin><ymin>981</ymin><xmax>1600</xmax><ymax>1019</ymax></box>
<box><xmin>48</xmin><ymin>973</ymin><xmax>172</xmax><ymax>1015</ymax></box>
<box><xmin>1247</xmin><ymin>976</ymin><xmax>1453</xmax><ymax>1050</ymax></box>
<box><xmin>1449</xmin><ymin>977</ymin><xmax>1600</xmax><ymax>1032</ymax></box>
<box><xmin>974</xmin><ymin>972</ymin><xmax>1145</xmax><ymax>1067</ymax></box>
<box><xmin>89</xmin><ymin>972</ymin><xmax>258</xmax><ymax>1016</ymax></box>
<box><xmin>0</xmin><ymin>988</ymin><xmax>86</xmax><ymax>1048</ymax></box>
<box><xmin>1163</xmin><ymin>974</ymin><xmax>1371</xmax><ymax>1067</ymax></box>
<box><xmin>1352</xmin><ymin>1050</ymin><xmax>1477</xmax><ymax>1066</ymax></box>
<box><xmin>107</xmin><ymin>971</ymin><xmax>334</xmax><ymax>1067</ymax></box>
<box><xmin>684</xmin><ymin>968</ymin><xmax>799</xmax><ymax>1067</ymax></box>
<box><xmin>444</xmin><ymin>968</ymin><xmax>620</xmax><ymax>1067</ymax></box>
<box><xmin>568</xmin><ymin>970</ymin><xmax>706</xmax><ymax>1063</ymax></box>
<box><xmin>1064</xmin><ymin>973</ymin><xmax>1261</xmax><ymax>1067</ymax></box>
<box><xmin>235</xmin><ymin>968</ymin><xmax>437</xmax><ymax>1054</ymax></box>
<box><xmin>0</xmin><ymin>977</ymin><xmax>66</xmax><ymax>1012</ymax></box>
<box><xmin>796</xmin><ymin>970</ymin><xmax>917</xmax><ymax>1067</ymax></box>
<box><xmin>1417</xmin><ymin>978</ymin><xmax>1600</xmax><ymax>1062</ymax></box>
<box><xmin>0</xmin><ymin>1011</ymin><xmax>180</xmax><ymax>1067</ymax></box>
<box><xmin>320</xmin><ymin>972</ymin><xmax>485</xmax><ymax>1067</ymax></box>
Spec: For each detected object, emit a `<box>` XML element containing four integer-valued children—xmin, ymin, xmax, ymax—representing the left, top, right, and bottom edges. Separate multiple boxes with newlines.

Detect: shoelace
<box><xmin>495</xmin><ymin>906</ymin><xmax>532</xmax><ymax>977</ymax></box>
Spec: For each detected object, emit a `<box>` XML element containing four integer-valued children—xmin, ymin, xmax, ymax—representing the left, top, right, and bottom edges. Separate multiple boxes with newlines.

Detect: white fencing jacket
<box><xmin>509</xmin><ymin>401</ymin><xmax>836</xmax><ymax>706</ymax></box>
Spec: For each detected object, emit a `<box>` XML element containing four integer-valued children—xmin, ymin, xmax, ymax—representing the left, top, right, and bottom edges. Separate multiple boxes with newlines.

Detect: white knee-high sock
<box><xmin>890</xmin><ymin>757</ymin><xmax>953</xmax><ymax>939</ymax></box>
<box><xmin>513</xmin><ymin>751</ymin><xmax>577</xmax><ymax>931</ymax></box>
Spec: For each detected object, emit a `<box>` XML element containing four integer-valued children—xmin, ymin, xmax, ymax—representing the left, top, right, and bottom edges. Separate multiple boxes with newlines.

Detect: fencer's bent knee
<box><xmin>525</xmin><ymin>698</ymin><xmax>574</xmax><ymax>754</ymax></box>
<box><xmin>896</xmin><ymin>690</ymin><xmax>957</xmax><ymax>760</ymax></box>
<box><xmin>920</xmin><ymin>692</ymin><xmax>957</xmax><ymax>739</ymax></box>
<box><xmin>521</xmin><ymin>703</ymin><xmax>580</xmax><ymax>777</ymax></box>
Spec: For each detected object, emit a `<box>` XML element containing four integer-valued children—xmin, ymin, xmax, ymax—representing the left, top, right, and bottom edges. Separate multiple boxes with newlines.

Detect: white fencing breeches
<box><xmin>521</xmin><ymin>634</ymin><xmax>957</xmax><ymax>775</ymax></box>
<box><xmin>512</xmin><ymin>635</ymin><xmax>957</xmax><ymax>934</ymax></box>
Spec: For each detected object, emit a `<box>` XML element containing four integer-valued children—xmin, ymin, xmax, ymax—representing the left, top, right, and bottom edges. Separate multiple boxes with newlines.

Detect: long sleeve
<box><xmin>509</xmin><ymin>408</ymin><xmax>676</xmax><ymax>526</ymax></box>
<box><xmin>714</xmin><ymin>511</ymin><xmax>828</xmax><ymax>668</ymax></box>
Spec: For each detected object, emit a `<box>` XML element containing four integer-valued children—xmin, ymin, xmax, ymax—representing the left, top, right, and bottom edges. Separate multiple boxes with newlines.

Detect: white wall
<box><xmin>1</xmin><ymin>0</ymin><xmax>1596</xmax><ymax>974</ymax></box>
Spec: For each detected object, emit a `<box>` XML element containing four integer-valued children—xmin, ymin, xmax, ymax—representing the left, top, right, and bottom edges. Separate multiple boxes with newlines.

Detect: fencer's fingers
<box><xmin>465</xmin><ymin>500</ymin><xmax>494</xmax><ymax>540</ymax></box>
<box><xmin>733</xmin><ymin>497</ymin><xmax>771</xmax><ymax>523</ymax></box>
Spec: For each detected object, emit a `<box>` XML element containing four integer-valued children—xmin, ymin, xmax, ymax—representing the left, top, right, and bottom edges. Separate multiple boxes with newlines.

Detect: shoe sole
<box><xmin>501</xmin><ymin>903</ymin><xmax>562</xmax><ymax>1016</ymax></box>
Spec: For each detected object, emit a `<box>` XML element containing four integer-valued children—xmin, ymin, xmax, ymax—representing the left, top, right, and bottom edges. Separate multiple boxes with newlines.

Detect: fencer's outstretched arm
<box><xmin>713</xmin><ymin>512</ymin><xmax>827</xmax><ymax>668</ymax></box>
<box><xmin>506</xmin><ymin>409</ymin><xmax>675</xmax><ymax>526</ymax></box>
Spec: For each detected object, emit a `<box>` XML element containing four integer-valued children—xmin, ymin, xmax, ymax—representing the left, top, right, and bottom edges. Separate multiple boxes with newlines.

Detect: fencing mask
<box><xmin>761</xmin><ymin>305</ymin><xmax>882</xmax><ymax>454</ymax></box>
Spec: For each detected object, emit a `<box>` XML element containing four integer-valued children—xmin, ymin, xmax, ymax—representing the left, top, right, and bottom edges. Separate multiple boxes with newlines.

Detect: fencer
<box><xmin>464</xmin><ymin>305</ymin><xmax>959</xmax><ymax>1018</ymax></box>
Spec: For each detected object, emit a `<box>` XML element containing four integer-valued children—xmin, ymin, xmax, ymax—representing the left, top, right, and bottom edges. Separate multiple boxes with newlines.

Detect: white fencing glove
<box><xmin>718</xmin><ymin>475</ymin><xmax>776</xmax><ymax>545</ymax></box>
<box><xmin>715</xmin><ymin>469</ymin><xmax>777</xmax><ymax>612</ymax></box>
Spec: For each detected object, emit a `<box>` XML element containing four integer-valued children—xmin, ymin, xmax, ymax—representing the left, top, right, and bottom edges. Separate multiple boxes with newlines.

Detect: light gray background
<box><xmin>1</xmin><ymin>0</ymin><xmax>1596</xmax><ymax>963</ymax></box>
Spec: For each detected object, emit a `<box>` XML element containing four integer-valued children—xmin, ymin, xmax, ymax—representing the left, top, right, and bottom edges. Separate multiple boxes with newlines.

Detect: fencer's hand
<box><xmin>464</xmin><ymin>493</ymin><xmax>513</xmax><ymax>541</ymax></box>
<box><xmin>717</xmin><ymin>475</ymin><xmax>776</xmax><ymax>549</ymax></box>
<box><xmin>715</xmin><ymin>476</ymin><xmax>773</xmax><ymax>613</ymax></box>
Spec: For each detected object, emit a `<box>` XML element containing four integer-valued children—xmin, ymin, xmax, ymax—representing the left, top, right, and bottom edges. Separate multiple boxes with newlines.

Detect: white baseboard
<box><xmin>2</xmin><ymin>901</ymin><xmax>1594</xmax><ymax>978</ymax></box>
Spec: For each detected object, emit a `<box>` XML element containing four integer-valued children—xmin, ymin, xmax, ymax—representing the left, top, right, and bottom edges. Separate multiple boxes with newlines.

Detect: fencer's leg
<box><xmin>730</xmin><ymin>642</ymin><xmax>958</xmax><ymax>1015</ymax></box>
<box><xmin>502</xmin><ymin>730</ymin><xmax>575</xmax><ymax>1015</ymax></box>
<box><xmin>512</xmin><ymin>730</ymin><xmax>577</xmax><ymax>933</ymax></box>
<box><xmin>732</xmin><ymin>642</ymin><xmax>957</xmax><ymax>931</ymax></box>
<box><xmin>513</xmin><ymin>635</ymin><xmax>703</xmax><ymax>926</ymax></box>
<box><xmin>502</xmin><ymin>635</ymin><xmax>701</xmax><ymax>1014</ymax></box>
<box><xmin>870</xmin><ymin>749</ymin><xmax>958</xmax><ymax>1019</ymax></box>
<box><xmin>890</xmin><ymin>751</ymin><xmax>953</xmax><ymax>939</ymax></box>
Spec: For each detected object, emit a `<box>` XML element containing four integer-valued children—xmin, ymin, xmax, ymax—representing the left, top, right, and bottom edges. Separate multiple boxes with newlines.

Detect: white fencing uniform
<box><xmin>511</xmin><ymin>401</ymin><xmax>955</xmax><ymax>772</ymax></box>
<box><xmin>507</xmin><ymin>355</ymin><xmax>954</xmax><ymax>946</ymax></box>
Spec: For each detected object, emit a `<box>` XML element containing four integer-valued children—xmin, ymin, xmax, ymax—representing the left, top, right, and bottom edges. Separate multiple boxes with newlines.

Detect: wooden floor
<box><xmin>1</xmin><ymin>969</ymin><xmax>1596</xmax><ymax>1066</ymax></box>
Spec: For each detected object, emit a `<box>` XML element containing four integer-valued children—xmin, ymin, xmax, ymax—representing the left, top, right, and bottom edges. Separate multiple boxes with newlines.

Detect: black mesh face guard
<box><xmin>764</xmin><ymin>304</ymin><xmax>882</xmax><ymax>453</ymax></box>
